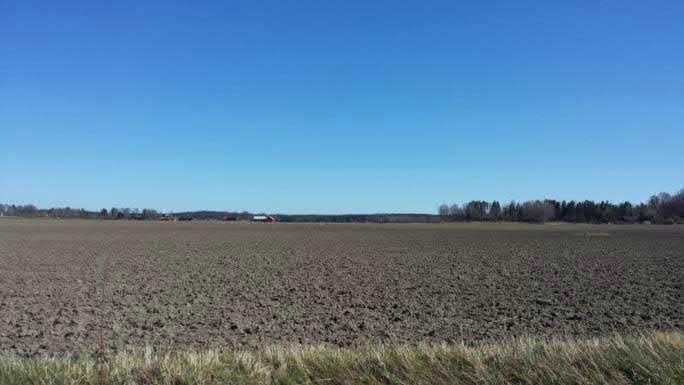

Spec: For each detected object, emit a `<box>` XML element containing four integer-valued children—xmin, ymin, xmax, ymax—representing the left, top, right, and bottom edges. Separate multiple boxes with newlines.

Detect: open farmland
<box><xmin>0</xmin><ymin>219</ymin><xmax>682</xmax><ymax>356</ymax></box>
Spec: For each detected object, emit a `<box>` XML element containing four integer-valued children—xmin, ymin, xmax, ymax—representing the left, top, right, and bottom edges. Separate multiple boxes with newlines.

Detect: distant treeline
<box><xmin>439</xmin><ymin>189</ymin><xmax>684</xmax><ymax>224</ymax></box>
<box><xmin>0</xmin><ymin>205</ymin><xmax>438</xmax><ymax>223</ymax></box>
<box><xmin>158</xmin><ymin>211</ymin><xmax>440</xmax><ymax>223</ymax></box>
<box><xmin>277</xmin><ymin>213</ymin><xmax>440</xmax><ymax>223</ymax></box>
<box><xmin>2</xmin><ymin>188</ymin><xmax>683</xmax><ymax>224</ymax></box>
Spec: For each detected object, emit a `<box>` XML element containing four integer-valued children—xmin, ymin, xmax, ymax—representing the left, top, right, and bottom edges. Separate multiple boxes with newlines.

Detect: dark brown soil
<box><xmin>0</xmin><ymin>220</ymin><xmax>682</xmax><ymax>355</ymax></box>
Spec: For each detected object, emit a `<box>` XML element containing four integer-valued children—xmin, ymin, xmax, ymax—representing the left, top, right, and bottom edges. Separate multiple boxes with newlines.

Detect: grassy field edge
<box><xmin>0</xmin><ymin>331</ymin><xmax>682</xmax><ymax>385</ymax></box>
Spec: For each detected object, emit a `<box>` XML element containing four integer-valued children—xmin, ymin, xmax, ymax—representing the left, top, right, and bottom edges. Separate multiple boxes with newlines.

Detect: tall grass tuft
<box><xmin>0</xmin><ymin>331</ymin><xmax>682</xmax><ymax>385</ymax></box>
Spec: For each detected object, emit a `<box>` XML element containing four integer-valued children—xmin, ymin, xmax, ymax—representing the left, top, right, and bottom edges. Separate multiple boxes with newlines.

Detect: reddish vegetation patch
<box><xmin>0</xmin><ymin>220</ymin><xmax>682</xmax><ymax>355</ymax></box>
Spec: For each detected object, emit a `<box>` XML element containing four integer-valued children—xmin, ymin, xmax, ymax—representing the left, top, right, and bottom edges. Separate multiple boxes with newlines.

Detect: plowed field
<box><xmin>0</xmin><ymin>220</ymin><xmax>682</xmax><ymax>355</ymax></box>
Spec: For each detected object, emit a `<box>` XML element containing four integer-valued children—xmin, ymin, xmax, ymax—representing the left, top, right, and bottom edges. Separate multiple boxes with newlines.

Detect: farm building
<box><xmin>252</xmin><ymin>215</ymin><xmax>275</xmax><ymax>222</ymax></box>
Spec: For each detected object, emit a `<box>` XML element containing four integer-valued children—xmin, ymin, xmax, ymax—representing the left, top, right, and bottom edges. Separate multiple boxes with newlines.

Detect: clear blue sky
<box><xmin>2</xmin><ymin>1</ymin><xmax>683</xmax><ymax>214</ymax></box>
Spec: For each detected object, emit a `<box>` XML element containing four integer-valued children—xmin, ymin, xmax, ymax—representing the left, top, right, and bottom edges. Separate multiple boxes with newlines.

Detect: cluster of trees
<box><xmin>0</xmin><ymin>204</ymin><xmax>96</xmax><ymax>219</ymax></box>
<box><xmin>100</xmin><ymin>208</ymin><xmax>160</xmax><ymax>220</ymax></box>
<box><xmin>0</xmin><ymin>204</ymin><xmax>161</xmax><ymax>220</ymax></box>
<box><xmin>438</xmin><ymin>190</ymin><xmax>684</xmax><ymax>224</ymax></box>
<box><xmin>0</xmin><ymin>204</ymin><xmax>40</xmax><ymax>217</ymax></box>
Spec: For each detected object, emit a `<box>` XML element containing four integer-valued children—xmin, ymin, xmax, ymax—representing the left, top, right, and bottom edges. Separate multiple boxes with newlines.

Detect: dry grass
<box><xmin>0</xmin><ymin>332</ymin><xmax>682</xmax><ymax>385</ymax></box>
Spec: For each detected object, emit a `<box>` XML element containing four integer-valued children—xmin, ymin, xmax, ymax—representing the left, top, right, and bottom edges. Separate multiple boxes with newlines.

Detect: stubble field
<box><xmin>0</xmin><ymin>219</ymin><xmax>682</xmax><ymax>356</ymax></box>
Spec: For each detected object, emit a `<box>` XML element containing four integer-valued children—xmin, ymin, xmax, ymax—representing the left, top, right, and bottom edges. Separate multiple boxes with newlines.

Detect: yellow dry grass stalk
<box><xmin>0</xmin><ymin>331</ymin><xmax>682</xmax><ymax>385</ymax></box>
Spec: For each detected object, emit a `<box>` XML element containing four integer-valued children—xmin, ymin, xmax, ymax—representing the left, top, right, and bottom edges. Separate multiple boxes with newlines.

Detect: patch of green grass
<box><xmin>0</xmin><ymin>332</ymin><xmax>682</xmax><ymax>385</ymax></box>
